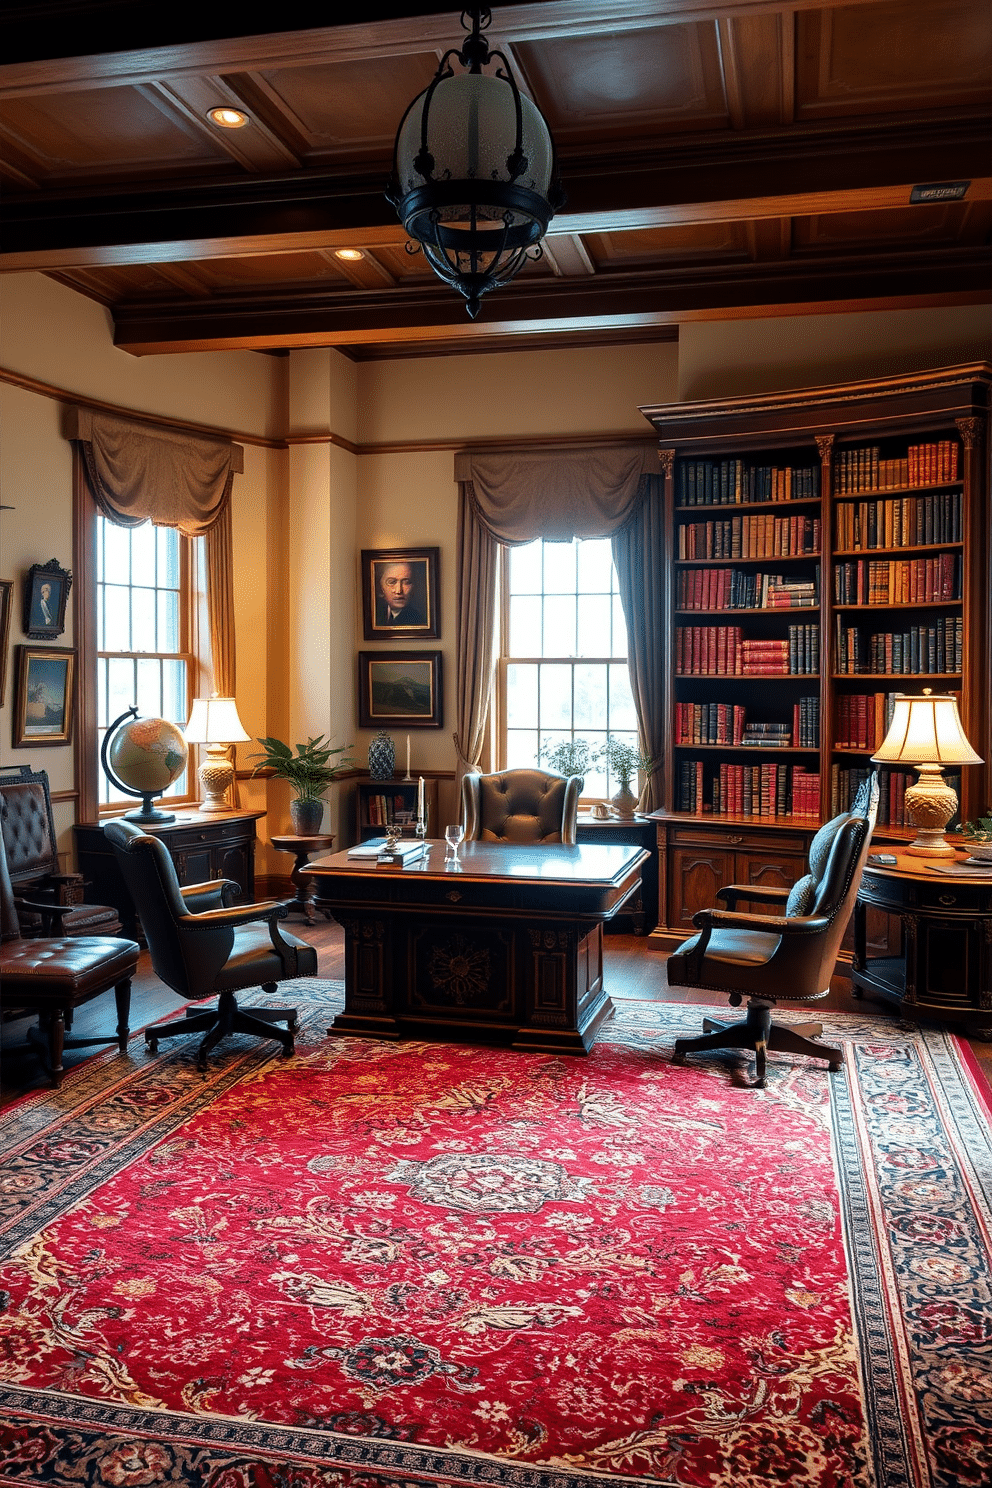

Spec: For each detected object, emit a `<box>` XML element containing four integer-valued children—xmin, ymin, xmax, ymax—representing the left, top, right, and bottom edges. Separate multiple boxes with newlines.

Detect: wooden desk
<box><xmin>576</xmin><ymin>814</ymin><xmax>657</xmax><ymax>935</ymax></box>
<box><xmin>305</xmin><ymin>839</ymin><xmax>648</xmax><ymax>1054</ymax></box>
<box><xmin>74</xmin><ymin>810</ymin><xmax>264</xmax><ymax>940</ymax></box>
<box><xmin>852</xmin><ymin>850</ymin><xmax>992</xmax><ymax>1036</ymax></box>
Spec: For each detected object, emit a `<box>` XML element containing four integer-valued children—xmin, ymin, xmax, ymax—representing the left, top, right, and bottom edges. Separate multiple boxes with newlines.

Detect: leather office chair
<box><xmin>0</xmin><ymin>765</ymin><xmax>122</xmax><ymax>936</ymax></box>
<box><xmin>462</xmin><ymin>768</ymin><xmax>582</xmax><ymax>845</ymax></box>
<box><xmin>105</xmin><ymin>819</ymin><xmax>316</xmax><ymax>1071</ymax></box>
<box><xmin>668</xmin><ymin>774</ymin><xmax>879</xmax><ymax>1087</ymax></box>
<box><xmin>1</xmin><ymin>831</ymin><xmax>139</xmax><ymax>1089</ymax></box>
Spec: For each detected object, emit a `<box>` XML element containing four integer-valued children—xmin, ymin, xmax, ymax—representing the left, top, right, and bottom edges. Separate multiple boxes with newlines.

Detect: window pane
<box><xmin>612</xmin><ymin>595</ymin><xmax>629</xmax><ymax>656</ymax></box>
<box><xmin>161</xmin><ymin>659</ymin><xmax>187</xmax><ymax>725</ymax></box>
<box><xmin>542</xmin><ymin>595</ymin><xmax>576</xmax><ymax>656</ymax></box>
<box><xmin>107</xmin><ymin>657</ymin><xmax>136</xmax><ymax>721</ymax></box>
<box><xmin>131</xmin><ymin>586</ymin><xmax>156</xmax><ymax>651</ymax></box>
<box><xmin>576</xmin><ymin>538</ymin><xmax>614</xmax><ymax>591</ymax></box>
<box><xmin>543</xmin><ymin>541</ymin><xmax>575</xmax><ymax>594</ymax></box>
<box><xmin>130</xmin><ymin>520</ymin><xmax>156</xmax><ymax>578</ymax></box>
<box><xmin>509</xmin><ymin>540</ymin><xmax>542</xmax><ymax>593</ymax></box>
<box><xmin>157</xmin><ymin>525</ymin><xmax>181</xmax><ymax>589</ymax></box>
<box><xmin>103</xmin><ymin>522</ymin><xmax>131</xmax><ymax>588</ymax></box>
<box><xmin>506</xmin><ymin>729</ymin><xmax>538</xmax><ymax>769</ymax></box>
<box><xmin>574</xmin><ymin>664</ymin><xmax>607</xmax><ymax>728</ymax></box>
<box><xmin>158</xmin><ymin>589</ymin><xmax>179</xmax><ymax>652</ymax></box>
<box><xmin>506</xmin><ymin>663</ymin><xmax>538</xmax><ymax>729</ymax></box>
<box><xmin>608</xmin><ymin>663</ymin><xmax>637</xmax><ymax>731</ymax></box>
<box><xmin>508</xmin><ymin>595</ymin><xmax>541</xmax><ymax>657</ymax></box>
<box><xmin>136</xmin><ymin>657</ymin><xmax>163</xmax><ymax>717</ymax></box>
<box><xmin>577</xmin><ymin>595</ymin><xmax>611</xmax><ymax>658</ymax></box>
<box><xmin>538</xmin><ymin>664</ymin><xmax>572</xmax><ymax>728</ymax></box>
<box><xmin>103</xmin><ymin>585</ymin><xmax>130</xmax><ymax>651</ymax></box>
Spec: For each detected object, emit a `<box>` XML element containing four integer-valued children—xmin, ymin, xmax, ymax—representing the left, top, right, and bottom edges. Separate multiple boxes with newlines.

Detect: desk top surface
<box><xmin>306</xmin><ymin>839</ymin><xmax>648</xmax><ymax>887</ymax></box>
<box><xmin>864</xmin><ymin>849</ymin><xmax>992</xmax><ymax>883</ymax></box>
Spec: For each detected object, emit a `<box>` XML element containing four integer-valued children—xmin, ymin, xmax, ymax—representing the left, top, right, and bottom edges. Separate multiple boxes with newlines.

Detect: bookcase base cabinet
<box><xmin>651</xmin><ymin>817</ymin><xmax>815</xmax><ymax>945</ymax></box>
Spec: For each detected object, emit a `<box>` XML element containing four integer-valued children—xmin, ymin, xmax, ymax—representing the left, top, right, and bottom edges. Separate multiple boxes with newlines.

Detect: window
<box><xmin>499</xmin><ymin>537</ymin><xmax>637</xmax><ymax>797</ymax></box>
<box><xmin>96</xmin><ymin>515</ymin><xmax>197</xmax><ymax>808</ymax></box>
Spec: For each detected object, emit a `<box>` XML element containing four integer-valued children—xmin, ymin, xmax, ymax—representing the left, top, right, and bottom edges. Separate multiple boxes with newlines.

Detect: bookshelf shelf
<box><xmin>640</xmin><ymin>363</ymin><xmax>991</xmax><ymax>946</ymax></box>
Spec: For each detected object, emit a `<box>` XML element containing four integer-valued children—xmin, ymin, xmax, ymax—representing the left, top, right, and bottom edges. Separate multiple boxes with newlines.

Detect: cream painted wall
<box><xmin>677</xmin><ymin>306</ymin><xmax>992</xmax><ymax>402</ymax></box>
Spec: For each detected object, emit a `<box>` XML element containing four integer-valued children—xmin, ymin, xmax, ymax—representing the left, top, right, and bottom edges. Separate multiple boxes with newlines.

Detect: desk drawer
<box><xmin>668</xmin><ymin>826</ymin><xmax>807</xmax><ymax>854</ymax></box>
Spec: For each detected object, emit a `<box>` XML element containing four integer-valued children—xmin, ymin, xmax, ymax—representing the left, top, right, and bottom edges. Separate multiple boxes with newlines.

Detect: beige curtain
<box><xmin>67</xmin><ymin>406</ymin><xmax>244</xmax><ymax>805</ymax></box>
<box><xmin>453</xmin><ymin>443</ymin><xmax>658</xmax><ymax>798</ymax></box>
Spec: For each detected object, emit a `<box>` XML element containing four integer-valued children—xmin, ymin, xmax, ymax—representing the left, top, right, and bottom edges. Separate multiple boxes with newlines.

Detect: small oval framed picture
<box><xmin>23</xmin><ymin>559</ymin><xmax>72</xmax><ymax>640</ymax></box>
<box><xmin>362</xmin><ymin>547</ymin><xmax>439</xmax><ymax>640</ymax></box>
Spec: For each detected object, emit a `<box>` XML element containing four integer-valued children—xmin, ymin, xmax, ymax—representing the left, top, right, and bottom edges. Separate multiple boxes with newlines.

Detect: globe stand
<box><xmin>101</xmin><ymin>707</ymin><xmax>184</xmax><ymax>825</ymax></box>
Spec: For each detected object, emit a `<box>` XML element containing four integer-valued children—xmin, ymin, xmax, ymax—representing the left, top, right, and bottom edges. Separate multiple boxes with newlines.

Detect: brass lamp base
<box><xmin>902</xmin><ymin>763</ymin><xmax>959</xmax><ymax>858</ymax></box>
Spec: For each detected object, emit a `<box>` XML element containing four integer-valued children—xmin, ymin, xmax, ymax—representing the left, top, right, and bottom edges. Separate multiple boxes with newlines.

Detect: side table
<box><xmin>852</xmin><ymin>850</ymin><xmax>992</xmax><ymax>1036</ymax></box>
<box><xmin>270</xmin><ymin>834</ymin><xmax>336</xmax><ymax>924</ymax></box>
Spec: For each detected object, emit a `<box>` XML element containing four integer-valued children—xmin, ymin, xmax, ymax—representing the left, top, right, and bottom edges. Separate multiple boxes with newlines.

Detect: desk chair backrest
<box><xmin>104</xmin><ymin>818</ymin><xmax>235</xmax><ymax>996</ymax></box>
<box><xmin>462</xmin><ymin>768</ymin><xmax>581</xmax><ymax>845</ymax></box>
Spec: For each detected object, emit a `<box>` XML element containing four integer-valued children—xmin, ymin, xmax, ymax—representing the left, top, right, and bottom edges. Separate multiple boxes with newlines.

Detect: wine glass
<box><xmin>444</xmin><ymin>823</ymin><xmax>465</xmax><ymax>861</ymax></box>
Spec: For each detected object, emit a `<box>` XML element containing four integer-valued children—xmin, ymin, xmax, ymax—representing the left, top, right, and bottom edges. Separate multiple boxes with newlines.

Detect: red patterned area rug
<box><xmin>0</xmin><ymin>982</ymin><xmax>990</xmax><ymax>1488</ymax></box>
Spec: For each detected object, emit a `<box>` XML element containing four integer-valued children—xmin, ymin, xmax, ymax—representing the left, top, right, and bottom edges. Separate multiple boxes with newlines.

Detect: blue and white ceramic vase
<box><xmin>368</xmin><ymin>730</ymin><xmax>395</xmax><ymax>781</ymax></box>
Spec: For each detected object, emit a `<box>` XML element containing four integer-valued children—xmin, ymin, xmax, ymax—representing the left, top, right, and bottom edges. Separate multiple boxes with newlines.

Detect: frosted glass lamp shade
<box><xmin>184</xmin><ymin>696</ymin><xmax>250</xmax><ymax>813</ymax></box>
<box><xmin>872</xmin><ymin>691</ymin><xmax>983</xmax><ymax>857</ymax></box>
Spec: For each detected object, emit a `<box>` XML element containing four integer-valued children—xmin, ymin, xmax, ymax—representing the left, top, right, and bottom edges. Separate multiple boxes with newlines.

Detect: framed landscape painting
<box><xmin>361</xmin><ymin>547</ymin><xmax>440</xmax><ymax>641</ymax></box>
<box><xmin>13</xmin><ymin>646</ymin><xmax>76</xmax><ymax>746</ymax></box>
<box><xmin>358</xmin><ymin>651</ymin><xmax>443</xmax><ymax>729</ymax></box>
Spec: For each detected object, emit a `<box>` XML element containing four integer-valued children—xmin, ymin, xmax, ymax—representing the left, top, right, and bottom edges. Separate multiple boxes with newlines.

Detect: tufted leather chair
<box><xmin>461</xmin><ymin>769</ymin><xmax>582</xmax><ymax>846</ymax></box>
<box><xmin>105</xmin><ymin>819</ymin><xmax>317</xmax><ymax>1071</ymax></box>
<box><xmin>667</xmin><ymin>773</ymin><xmax>879</xmax><ymax>1087</ymax></box>
<box><xmin>0</xmin><ymin>766</ymin><xmax>122</xmax><ymax>936</ymax></box>
<box><xmin>1</xmin><ymin>830</ymin><xmax>139</xmax><ymax>1089</ymax></box>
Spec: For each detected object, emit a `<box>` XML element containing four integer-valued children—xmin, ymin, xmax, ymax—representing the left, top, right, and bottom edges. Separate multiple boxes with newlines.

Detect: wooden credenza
<box><xmin>74</xmin><ymin>810</ymin><xmax>265</xmax><ymax>939</ymax></box>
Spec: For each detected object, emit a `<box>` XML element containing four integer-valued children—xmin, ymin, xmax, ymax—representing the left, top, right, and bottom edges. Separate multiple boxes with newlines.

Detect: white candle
<box><xmin>418</xmin><ymin>775</ymin><xmax>425</xmax><ymax>820</ymax></box>
<box><xmin>406</xmin><ymin>735</ymin><xmax>411</xmax><ymax>777</ymax></box>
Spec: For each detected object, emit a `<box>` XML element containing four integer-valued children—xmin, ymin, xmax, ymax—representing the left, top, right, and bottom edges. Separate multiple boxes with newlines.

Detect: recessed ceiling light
<box><xmin>208</xmin><ymin>107</ymin><xmax>250</xmax><ymax>129</ymax></box>
<box><xmin>334</xmin><ymin>248</ymin><xmax>365</xmax><ymax>262</ymax></box>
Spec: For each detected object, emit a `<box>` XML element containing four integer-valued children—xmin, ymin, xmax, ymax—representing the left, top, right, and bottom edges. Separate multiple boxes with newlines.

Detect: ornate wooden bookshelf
<box><xmin>639</xmin><ymin>363</ymin><xmax>991</xmax><ymax>947</ymax></box>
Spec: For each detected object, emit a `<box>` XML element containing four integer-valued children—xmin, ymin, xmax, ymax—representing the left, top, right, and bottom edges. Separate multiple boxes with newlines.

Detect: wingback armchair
<box><xmin>1</xmin><ymin>830</ymin><xmax>139</xmax><ymax>1088</ymax></box>
<box><xmin>105</xmin><ymin>819</ymin><xmax>316</xmax><ymax>1071</ymax></box>
<box><xmin>0</xmin><ymin>765</ymin><xmax>122</xmax><ymax>936</ymax></box>
<box><xmin>667</xmin><ymin>774</ymin><xmax>879</xmax><ymax>1087</ymax></box>
<box><xmin>462</xmin><ymin>769</ymin><xmax>582</xmax><ymax>845</ymax></box>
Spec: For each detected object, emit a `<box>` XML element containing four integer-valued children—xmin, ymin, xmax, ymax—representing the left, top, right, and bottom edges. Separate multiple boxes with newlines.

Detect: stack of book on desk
<box><xmin>348</xmin><ymin>838</ymin><xmax>426</xmax><ymax>867</ymax></box>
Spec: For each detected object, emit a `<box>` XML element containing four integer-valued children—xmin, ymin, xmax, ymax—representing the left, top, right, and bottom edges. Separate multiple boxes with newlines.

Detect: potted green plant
<box><xmin>595</xmin><ymin>736</ymin><xmax>656</xmax><ymax>819</ymax></box>
<box><xmin>250</xmin><ymin>735</ymin><xmax>353</xmax><ymax>835</ymax></box>
<box><xmin>538</xmin><ymin>737</ymin><xmax>594</xmax><ymax>785</ymax></box>
<box><xmin>960</xmin><ymin>812</ymin><xmax>992</xmax><ymax>862</ymax></box>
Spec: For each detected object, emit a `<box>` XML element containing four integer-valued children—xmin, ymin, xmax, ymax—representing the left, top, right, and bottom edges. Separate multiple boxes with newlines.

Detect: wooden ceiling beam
<box><xmin>2</xmin><ymin>117</ymin><xmax>986</xmax><ymax>271</ymax></box>
<box><xmin>110</xmin><ymin>248</ymin><xmax>989</xmax><ymax>354</ymax></box>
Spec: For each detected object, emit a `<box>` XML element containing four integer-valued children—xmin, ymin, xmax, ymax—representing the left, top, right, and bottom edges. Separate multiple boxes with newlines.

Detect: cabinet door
<box><xmin>218</xmin><ymin>840</ymin><xmax>253</xmax><ymax>901</ymax></box>
<box><xmin>736</xmin><ymin>852</ymin><xmax>805</xmax><ymax>895</ymax></box>
<box><xmin>669</xmin><ymin>847</ymin><xmax>733</xmax><ymax>930</ymax></box>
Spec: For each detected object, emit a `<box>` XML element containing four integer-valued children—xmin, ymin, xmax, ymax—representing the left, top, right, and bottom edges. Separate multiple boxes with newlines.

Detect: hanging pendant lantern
<box><xmin>386</xmin><ymin>7</ymin><xmax>564</xmax><ymax>319</ymax></box>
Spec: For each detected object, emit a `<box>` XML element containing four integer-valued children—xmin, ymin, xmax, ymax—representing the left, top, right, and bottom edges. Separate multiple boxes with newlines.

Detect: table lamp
<box><xmin>184</xmin><ymin>695</ymin><xmax>250</xmax><ymax>813</ymax></box>
<box><xmin>871</xmin><ymin>689</ymin><xmax>983</xmax><ymax>857</ymax></box>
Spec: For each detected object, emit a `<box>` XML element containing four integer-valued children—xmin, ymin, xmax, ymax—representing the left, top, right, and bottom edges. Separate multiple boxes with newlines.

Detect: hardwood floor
<box><xmin>2</xmin><ymin>918</ymin><xmax>989</xmax><ymax>1101</ymax></box>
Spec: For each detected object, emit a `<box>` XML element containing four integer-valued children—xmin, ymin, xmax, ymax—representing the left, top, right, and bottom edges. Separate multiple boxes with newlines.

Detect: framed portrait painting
<box><xmin>23</xmin><ymin>558</ymin><xmax>72</xmax><ymax>640</ymax></box>
<box><xmin>358</xmin><ymin>651</ymin><xmax>443</xmax><ymax>729</ymax></box>
<box><xmin>361</xmin><ymin>547</ymin><xmax>439</xmax><ymax>640</ymax></box>
<box><xmin>13</xmin><ymin>646</ymin><xmax>76</xmax><ymax>747</ymax></box>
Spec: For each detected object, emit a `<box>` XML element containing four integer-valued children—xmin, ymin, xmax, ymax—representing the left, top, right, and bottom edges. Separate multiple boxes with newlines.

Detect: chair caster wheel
<box><xmin>283</xmin><ymin>1039</ymin><xmax>295</xmax><ymax>1058</ymax></box>
<box><xmin>145</xmin><ymin>1039</ymin><xmax>158</xmax><ymax>1055</ymax></box>
<box><xmin>754</xmin><ymin>1077</ymin><xmax>767</xmax><ymax>1089</ymax></box>
<box><xmin>287</xmin><ymin>1016</ymin><xmax>299</xmax><ymax>1032</ymax></box>
<box><xmin>829</xmin><ymin>1061</ymin><xmax>842</xmax><ymax>1072</ymax></box>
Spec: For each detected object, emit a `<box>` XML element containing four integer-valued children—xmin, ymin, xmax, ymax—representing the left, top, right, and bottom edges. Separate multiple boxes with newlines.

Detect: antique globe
<box><xmin>101</xmin><ymin>707</ymin><xmax>188</xmax><ymax>822</ymax></box>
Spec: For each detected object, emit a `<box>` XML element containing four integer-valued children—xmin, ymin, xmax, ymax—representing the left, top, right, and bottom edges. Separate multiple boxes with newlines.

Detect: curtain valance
<box><xmin>65</xmin><ymin>406</ymin><xmax>243</xmax><ymax>533</ymax></box>
<box><xmin>454</xmin><ymin>442</ymin><xmax>656</xmax><ymax>543</ymax></box>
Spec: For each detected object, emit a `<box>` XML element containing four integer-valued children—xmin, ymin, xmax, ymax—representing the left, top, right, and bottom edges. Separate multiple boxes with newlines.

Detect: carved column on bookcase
<box><xmin>956</xmin><ymin>413</ymin><xmax>988</xmax><ymax>823</ymax></box>
<box><xmin>658</xmin><ymin>448</ymin><xmax>675</xmax><ymax>486</ymax></box>
<box><xmin>815</xmin><ymin>434</ymin><xmax>835</xmax><ymax>826</ymax></box>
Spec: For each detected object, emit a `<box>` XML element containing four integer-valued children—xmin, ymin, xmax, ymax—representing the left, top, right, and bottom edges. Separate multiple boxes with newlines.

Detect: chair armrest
<box><xmin>717</xmin><ymin>882</ymin><xmax>790</xmax><ymax>910</ymax></box>
<box><xmin>179</xmin><ymin>878</ymin><xmax>241</xmax><ymax>913</ymax></box>
<box><xmin>18</xmin><ymin>897</ymin><xmax>73</xmax><ymax>934</ymax></box>
<box><xmin>179</xmin><ymin>899</ymin><xmax>291</xmax><ymax>932</ymax></box>
<box><xmin>692</xmin><ymin>906</ymin><xmax>830</xmax><ymax>936</ymax></box>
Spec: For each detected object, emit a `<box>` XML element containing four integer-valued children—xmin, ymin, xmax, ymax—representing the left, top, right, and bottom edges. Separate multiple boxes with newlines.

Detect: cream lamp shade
<box><xmin>871</xmin><ymin>690</ymin><xmax>983</xmax><ymax>857</ymax></box>
<box><xmin>184</xmin><ymin>696</ymin><xmax>250</xmax><ymax>813</ymax></box>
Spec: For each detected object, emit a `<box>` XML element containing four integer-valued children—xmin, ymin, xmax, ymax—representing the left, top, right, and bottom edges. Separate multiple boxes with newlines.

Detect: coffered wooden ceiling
<box><xmin>1</xmin><ymin>0</ymin><xmax>989</xmax><ymax>358</ymax></box>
